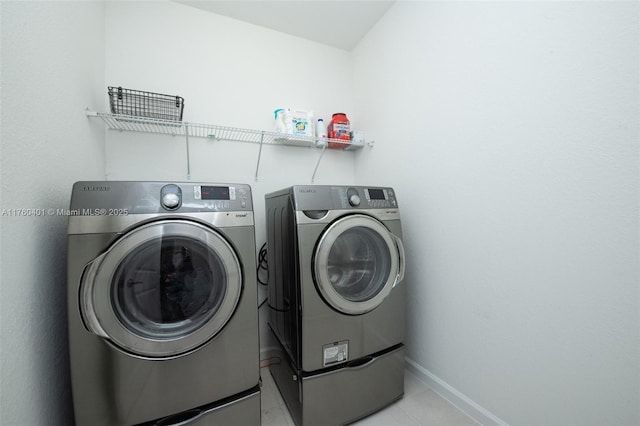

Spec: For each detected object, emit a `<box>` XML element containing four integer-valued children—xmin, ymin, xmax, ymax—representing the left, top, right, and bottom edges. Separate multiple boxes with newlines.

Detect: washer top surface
<box><xmin>268</xmin><ymin>185</ymin><xmax>398</xmax><ymax>211</ymax></box>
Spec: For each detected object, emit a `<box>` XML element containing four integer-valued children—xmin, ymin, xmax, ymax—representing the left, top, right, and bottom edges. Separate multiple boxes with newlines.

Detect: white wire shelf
<box><xmin>86</xmin><ymin>110</ymin><xmax>366</xmax><ymax>182</ymax></box>
<box><xmin>86</xmin><ymin>110</ymin><xmax>357</xmax><ymax>149</ymax></box>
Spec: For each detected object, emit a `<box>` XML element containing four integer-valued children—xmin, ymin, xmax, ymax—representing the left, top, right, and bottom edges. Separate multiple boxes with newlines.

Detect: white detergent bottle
<box><xmin>282</xmin><ymin>108</ymin><xmax>294</xmax><ymax>134</ymax></box>
<box><xmin>274</xmin><ymin>109</ymin><xmax>287</xmax><ymax>133</ymax></box>
<box><xmin>316</xmin><ymin>118</ymin><xmax>327</xmax><ymax>147</ymax></box>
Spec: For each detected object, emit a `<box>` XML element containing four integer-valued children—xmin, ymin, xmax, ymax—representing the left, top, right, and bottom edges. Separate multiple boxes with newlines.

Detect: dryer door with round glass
<box><xmin>79</xmin><ymin>219</ymin><xmax>242</xmax><ymax>358</ymax></box>
<box><xmin>313</xmin><ymin>214</ymin><xmax>404</xmax><ymax>315</ymax></box>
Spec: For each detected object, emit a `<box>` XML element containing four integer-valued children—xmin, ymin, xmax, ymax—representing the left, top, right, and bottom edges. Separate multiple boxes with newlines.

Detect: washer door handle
<box><xmin>392</xmin><ymin>234</ymin><xmax>405</xmax><ymax>287</ymax></box>
<box><xmin>78</xmin><ymin>253</ymin><xmax>110</xmax><ymax>339</ymax></box>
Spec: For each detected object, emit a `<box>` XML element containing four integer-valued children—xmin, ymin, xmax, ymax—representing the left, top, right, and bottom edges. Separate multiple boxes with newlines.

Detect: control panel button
<box><xmin>346</xmin><ymin>187</ymin><xmax>361</xmax><ymax>208</ymax></box>
<box><xmin>161</xmin><ymin>184</ymin><xmax>182</xmax><ymax>210</ymax></box>
<box><xmin>162</xmin><ymin>193</ymin><xmax>180</xmax><ymax>209</ymax></box>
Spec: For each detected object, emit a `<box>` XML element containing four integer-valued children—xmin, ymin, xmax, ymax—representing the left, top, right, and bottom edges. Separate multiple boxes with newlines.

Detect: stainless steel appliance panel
<box><xmin>265</xmin><ymin>189</ymin><xmax>302</xmax><ymax>365</ymax></box>
<box><xmin>265</xmin><ymin>185</ymin><xmax>406</xmax><ymax>425</ymax></box>
<box><xmin>67</xmin><ymin>182</ymin><xmax>260</xmax><ymax>426</ymax></box>
<box><xmin>265</xmin><ymin>186</ymin><xmax>406</xmax><ymax>372</ymax></box>
<box><xmin>142</xmin><ymin>387</ymin><xmax>261</xmax><ymax>426</ymax></box>
<box><xmin>270</xmin><ymin>345</ymin><xmax>405</xmax><ymax>426</ymax></box>
<box><xmin>295</xmin><ymin>219</ymin><xmax>405</xmax><ymax>372</ymax></box>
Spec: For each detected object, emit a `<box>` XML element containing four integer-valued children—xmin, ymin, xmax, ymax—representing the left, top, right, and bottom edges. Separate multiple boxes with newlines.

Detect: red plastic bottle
<box><xmin>327</xmin><ymin>113</ymin><xmax>350</xmax><ymax>149</ymax></box>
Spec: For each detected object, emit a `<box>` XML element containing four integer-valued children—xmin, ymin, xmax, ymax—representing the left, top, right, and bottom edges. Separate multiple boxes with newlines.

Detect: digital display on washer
<box><xmin>367</xmin><ymin>188</ymin><xmax>386</xmax><ymax>200</ymax></box>
<box><xmin>201</xmin><ymin>186</ymin><xmax>230</xmax><ymax>200</ymax></box>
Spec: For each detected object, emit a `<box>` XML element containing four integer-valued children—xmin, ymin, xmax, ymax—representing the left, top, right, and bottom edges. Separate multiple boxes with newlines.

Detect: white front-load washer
<box><xmin>265</xmin><ymin>185</ymin><xmax>406</xmax><ymax>426</ymax></box>
<box><xmin>67</xmin><ymin>181</ymin><xmax>260</xmax><ymax>426</ymax></box>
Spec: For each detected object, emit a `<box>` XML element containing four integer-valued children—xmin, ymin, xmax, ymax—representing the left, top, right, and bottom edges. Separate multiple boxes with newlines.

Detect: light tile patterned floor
<box><xmin>260</xmin><ymin>368</ymin><xmax>479</xmax><ymax>426</ymax></box>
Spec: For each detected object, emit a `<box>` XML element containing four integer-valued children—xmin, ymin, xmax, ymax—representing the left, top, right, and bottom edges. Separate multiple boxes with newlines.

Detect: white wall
<box><xmin>0</xmin><ymin>1</ymin><xmax>106</xmax><ymax>425</ymax></box>
<box><xmin>353</xmin><ymin>1</ymin><xmax>639</xmax><ymax>425</ymax></box>
<box><xmin>103</xmin><ymin>1</ymin><xmax>359</xmax><ymax>353</ymax></box>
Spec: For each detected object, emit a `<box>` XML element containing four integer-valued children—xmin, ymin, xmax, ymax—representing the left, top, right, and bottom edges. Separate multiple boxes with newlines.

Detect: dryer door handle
<box><xmin>78</xmin><ymin>254</ymin><xmax>110</xmax><ymax>339</ymax></box>
<box><xmin>391</xmin><ymin>234</ymin><xmax>405</xmax><ymax>287</ymax></box>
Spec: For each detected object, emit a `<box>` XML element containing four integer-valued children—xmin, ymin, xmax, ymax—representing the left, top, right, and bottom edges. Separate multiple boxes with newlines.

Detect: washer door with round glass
<box><xmin>314</xmin><ymin>214</ymin><xmax>403</xmax><ymax>315</ymax></box>
<box><xmin>79</xmin><ymin>219</ymin><xmax>242</xmax><ymax>358</ymax></box>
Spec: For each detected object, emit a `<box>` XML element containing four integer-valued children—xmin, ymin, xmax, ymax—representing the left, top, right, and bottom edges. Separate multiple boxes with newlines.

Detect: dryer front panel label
<box><xmin>323</xmin><ymin>341</ymin><xmax>349</xmax><ymax>366</ymax></box>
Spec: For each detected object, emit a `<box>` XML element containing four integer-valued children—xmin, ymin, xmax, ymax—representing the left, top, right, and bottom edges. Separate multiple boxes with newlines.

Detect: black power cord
<box><xmin>257</xmin><ymin>242</ymin><xmax>268</xmax><ymax>286</ymax></box>
<box><xmin>257</xmin><ymin>243</ymin><xmax>268</xmax><ymax>309</ymax></box>
<box><xmin>255</xmin><ymin>243</ymin><xmax>287</xmax><ymax>312</ymax></box>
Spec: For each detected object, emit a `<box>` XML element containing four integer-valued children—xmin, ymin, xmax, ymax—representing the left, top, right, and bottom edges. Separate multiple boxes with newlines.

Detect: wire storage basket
<box><xmin>108</xmin><ymin>86</ymin><xmax>184</xmax><ymax>121</ymax></box>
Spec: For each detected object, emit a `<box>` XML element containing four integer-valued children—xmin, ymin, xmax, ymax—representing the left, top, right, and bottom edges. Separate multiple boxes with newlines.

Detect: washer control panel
<box><xmin>71</xmin><ymin>181</ymin><xmax>253</xmax><ymax>215</ymax></box>
<box><xmin>192</xmin><ymin>184</ymin><xmax>251</xmax><ymax>211</ymax></box>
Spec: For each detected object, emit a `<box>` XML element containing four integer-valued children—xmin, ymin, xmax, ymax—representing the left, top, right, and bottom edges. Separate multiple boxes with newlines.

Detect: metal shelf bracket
<box><xmin>255</xmin><ymin>132</ymin><xmax>265</xmax><ymax>182</ymax></box>
<box><xmin>311</xmin><ymin>144</ymin><xmax>328</xmax><ymax>183</ymax></box>
<box><xmin>184</xmin><ymin>123</ymin><xmax>191</xmax><ymax>180</ymax></box>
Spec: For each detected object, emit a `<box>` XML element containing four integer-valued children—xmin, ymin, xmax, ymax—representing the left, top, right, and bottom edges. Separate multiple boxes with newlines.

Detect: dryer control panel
<box><xmin>337</xmin><ymin>186</ymin><xmax>397</xmax><ymax>209</ymax></box>
<box><xmin>288</xmin><ymin>185</ymin><xmax>397</xmax><ymax>211</ymax></box>
<box><xmin>362</xmin><ymin>187</ymin><xmax>397</xmax><ymax>208</ymax></box>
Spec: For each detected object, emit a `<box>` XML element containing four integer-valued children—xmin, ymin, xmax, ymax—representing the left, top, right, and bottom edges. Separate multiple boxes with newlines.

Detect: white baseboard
<box><xmin>405</xmin><ymin>357</ymin><xmax>508</xmax><ymax>426</ymax></box>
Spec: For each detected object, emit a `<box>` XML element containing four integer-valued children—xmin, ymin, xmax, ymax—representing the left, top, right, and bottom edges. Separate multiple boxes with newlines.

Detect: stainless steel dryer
<box><xmin>265</xmin><ymin>185</ymin><xmax>406</xmax><ymax>426</ymax></box>
<box><xmin>67</xmin><ymin>181</ymin><xmax>260</xmax><ymax>426</ymax></box>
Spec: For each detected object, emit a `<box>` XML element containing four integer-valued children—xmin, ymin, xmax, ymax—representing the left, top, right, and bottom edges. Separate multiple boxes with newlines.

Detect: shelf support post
<box><xmin>311</xmin><ymin>143</ymin><xmax>327</xmax><ymax>183</ymax></box>
<box><xmin>184</xmin><ymin>124</ymin><xmax>191</xmax><ymax>180</ymax></box>
<box><xmin>254</xmin><ymin>132</ymin><xmax>265</xmax><ymax>181</ymax></box>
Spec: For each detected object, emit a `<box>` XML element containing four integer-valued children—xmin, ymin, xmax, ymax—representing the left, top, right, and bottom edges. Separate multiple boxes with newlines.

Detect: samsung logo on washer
<box><xmin>83</xmin><ymin>186</ymin><xmax>110</xmax><ymax>192</ymax></box>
